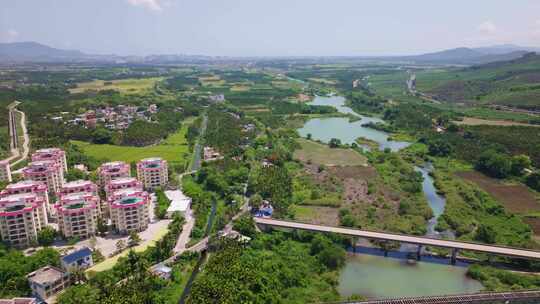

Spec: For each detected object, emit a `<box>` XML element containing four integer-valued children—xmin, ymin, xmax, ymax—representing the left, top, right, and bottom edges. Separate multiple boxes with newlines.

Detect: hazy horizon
<box><xmin>1</xmin><ymin>0</ymin><xmax>540</xmax><ymax>57</ymax></box>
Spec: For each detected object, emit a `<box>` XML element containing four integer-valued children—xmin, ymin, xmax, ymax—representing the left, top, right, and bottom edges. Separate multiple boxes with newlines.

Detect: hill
<box><xmin>0</xmin><ymin>42</ymin><xmax>88</xmax><ymax>62</ymax></box>
<box><xmin>401</xmin><ymin>47</ymin><xmax>529</xmax><ymax>65</ymax></box>
<box><xmin>416</xmin><ymin>53</ymin><xmax>540</xmax><ymax>110</ymax></box>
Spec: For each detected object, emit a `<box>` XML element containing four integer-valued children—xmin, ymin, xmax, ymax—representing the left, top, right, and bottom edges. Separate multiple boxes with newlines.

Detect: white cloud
<box><xmin>126</xmin><ymin>0</ymin><xmax>163</xmax><ymax>11</ymax></box>
<box><xmin>477</xmin><ymin>21</ymin><xmax>497</xmax><ymax>35</ymax></box>
<box><xmin>0</xmin><ymin>29</ymin><xmax>20</xmax><ymax>42</ymax></box>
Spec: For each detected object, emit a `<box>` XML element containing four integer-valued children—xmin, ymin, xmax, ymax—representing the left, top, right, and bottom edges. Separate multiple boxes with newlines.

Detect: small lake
<box><xmin>297</xmin><ymin>95</ymin><xmax>410</xmax><ymax>151</ymax></box>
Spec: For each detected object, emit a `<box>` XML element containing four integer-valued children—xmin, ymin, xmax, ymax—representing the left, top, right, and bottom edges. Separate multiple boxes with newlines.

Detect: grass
<box><xmin>293</xmin><ymin>138</ymin><xmax>367</xmax><ymax>166</ymax></box>
<box><xmin>69</xmin><ymin>77</ymin><xmax>164</xmax><ymax>94</ymax></box>
<box><xmin>87</xmin><ymin>225</ymin><xmax>170</xmax><ymax>272</ymax></box>
<box><xmin>72</xmin><ymin>119</ymin><xmax>192</xmax><ymax>166</ymax></box>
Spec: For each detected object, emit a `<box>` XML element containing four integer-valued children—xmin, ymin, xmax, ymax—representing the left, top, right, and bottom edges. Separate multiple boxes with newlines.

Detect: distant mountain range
<box><xmin>0</xmin><ymin>41</ymin><xmax>538</xmax><ymax>65</ymax></box>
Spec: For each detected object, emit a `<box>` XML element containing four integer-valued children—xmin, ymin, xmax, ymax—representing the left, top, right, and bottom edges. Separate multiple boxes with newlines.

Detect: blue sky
<box><xmin>1</xmin><ymin>0</ymin><xmax>540</xmax><ymax>56</ymax></box>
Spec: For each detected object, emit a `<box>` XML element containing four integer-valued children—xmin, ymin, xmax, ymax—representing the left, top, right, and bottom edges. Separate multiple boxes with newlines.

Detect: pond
<box><xmin>297</xmin><ymin>95</ymin><xmax>410</xmax><ymax>151</ymax></box>
<box><xmin>338</xmin><ymin>251</ymin><xmax>484</xmax><ymax>299</ymax></box>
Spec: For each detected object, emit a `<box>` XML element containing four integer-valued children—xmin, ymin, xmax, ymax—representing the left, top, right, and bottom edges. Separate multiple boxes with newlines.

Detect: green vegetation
<box><xmin>69</xmin><ymin>77</ymin><xmax>164</xmax><ymax>94</ymax></box>
<box><xmin>468</xmin><ymin>264</ymin><xmax>540</xmax><ymax>291</ymax></box>
<box><xmin>155</xmin><ymin>188</ymin><xmax>172</xmax><ymax>219</ymax></box>
<box><xmin>72</xmin><ymin>119</ymin><xmax>191</xmax><ymax>169</ymax></box>
<box><xmin>187</xmin><ymin>232</ymin><xmax>345</xmax><ymax>303</ymax></box>
<box><xmin>294</xmin><ymin>138</ymin><xmax>367</xmax><ymax>166</ymax></box>
<box><xmin>416</xmin><ymin>53</ymin><xmax>540</xmax><ymax>110</ymax></box>
<box><xmin>0</xmin><ymin>246</ymin><xmax>60</xmax><ymax>298</ymax></box>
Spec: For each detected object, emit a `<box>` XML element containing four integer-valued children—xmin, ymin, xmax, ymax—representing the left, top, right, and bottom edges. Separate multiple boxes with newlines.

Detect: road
<box><xmin>3</xmin><ymin>101</ymin><xmax>29</xmax><ymax>165</ymax></box>
<box><xmin>255</xmin><ymin>218</ymin><xmax>540</xmax><ymax>260</ymax></box>
<box><xmin>189</xmin><ymin>114</ymin><xmax>207</xmax><ymax>172</ymax></box>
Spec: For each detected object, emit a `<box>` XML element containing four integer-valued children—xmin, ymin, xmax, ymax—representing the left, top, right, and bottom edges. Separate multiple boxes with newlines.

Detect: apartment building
<box><xmin>27</xmin><ymin>266</ymin><xmax>71</xmax><ymax>302</ymax></box>
<box><xmin>136</xmin><ymin>157</ymin><xmax>168</xmax><ymax>190</ymax></box>
<box><xmin>55</xmin><ymin>192</ymin><xmax>99</xmax><ymax>239</ymax></box>
<box><xmin>0</xmin><ymin>180</ymin><xmax>50</xmax><ymax>214</ymax></box>
<box><xmin>58</xmin><ymin>180</ymin><xmax>98</xmax><ymax>198</ymax></box>
<box><xmin>0</xmin><ymin>160</ymin><xmax>12</xmax><ymax>183</ymax></box>
<box><xmin>0</xmin><ymin>193</ymin><xmax>48</xmax><ymax>247</ymax></box>
<box><xmin>105</xmin><ymin>177</ymin><xmax>142</xmax><ymax>199</ymax></box>
<box><xmin>22</xmin><ymin>161</ymin><xmax>64</xmax><ymax>194</ymax></box>
<box><xmin>109</xmin><ymin>188</ymin><xmax>150</xmax><ymax>234</ymax></box>
<box><xmin>98</xmin><ymin>161</ymin><xmax>130</xmax><ymax>187</ymax></box>
<box><xmin>31</xmin><ymin>148</ymin><xmax>68</xmax><ymax>172</ymax></box>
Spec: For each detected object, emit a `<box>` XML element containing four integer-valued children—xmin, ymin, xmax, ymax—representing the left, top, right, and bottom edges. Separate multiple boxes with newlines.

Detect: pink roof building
<box><xmin>98</xmin><ymin>161</ymin><xmax>130</xmax><ymax>187</ymax></box>
<box><xmin>31</xmin><ymin>148</ymin><xmax>67</xmax><ymax>173</ymax></box>
<box><xmin>105</xmin><ymin>177</ymin><xmax>142</xmax><ymax>199</ymax></box>
<box><xmin>58</xmin><ymin>180</ymin><xmax>98</xmax><ymax>198</ymax></box>
<box><xmin>55</xmin><ymin>192</ymin><xmax>99</xmax><ymax>239</ymax></box>
<box><xmin>0</xmin><ymin>193</ymin><xmax>48</xmax><ymax>247</ymax></box>
<box><xmin>136</xmin><ymin>157</ymin><xmax>168</xmax><ymax>190</ymax></box>
<box><xmin>22</xmin><ymin>161</ymin><xmax>64</xmax><ymax>194</ymax></box>
<box><xmin>108</xmin><ymin>188</ymin><xmax>150</xmax><ymax>234</ymax></box>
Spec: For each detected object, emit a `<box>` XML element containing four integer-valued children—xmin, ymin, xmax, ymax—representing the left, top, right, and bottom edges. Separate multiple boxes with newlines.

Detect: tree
<box><xmin>475</xmin><ymin>224</ymin><xmax>497</xmax><ymax>244</ymax></box>
<box><xmin>115</xmin><ymin>240</ymin><xmax>126</xmax><ymax>253</ymax></box>
<box><xmin>306</xmin><ymin>133</ymin><xmax>312</xmax><ymax>140</ymax></box>
<box><xmin>128</xmin><ymin>231</ymin><xmax>141</xmax><ymax>247</ymax></box>
<box><xmin>249</xmin><ymin>193</ymin><xmax>263</xmax><ymax>207</ymax></box>
<box><xmin>97</xmin><ymin>217</ymin><xmax>108</xmax><ymax>237</ymax></box>
<box><xmin>475</xmin><ymin>150</ymin><xmax>512</xmax><ymax>179</ymax></box>
<box><xmin>329</xmin><ymin>138</ymin><xmax>341</xmax><ymax>148</ymax></box>
<box><xmin>511</xmin><ymin>154</ymin><xmax>531</xmax><ymax>176</ymax></box>
<box><xmin>428</xmin><ymin>139</ymin><xmax>452</xmax><ymax>157</ymax></box>
<box><xmin>37</xmin><ymin>226</ymin><xmax>57</xmax><ymax>246</ymax></box>
<box><xmin>57</xmin><ymin>284</ymin><xmax>100</xmax><ymax>304</ymax></box>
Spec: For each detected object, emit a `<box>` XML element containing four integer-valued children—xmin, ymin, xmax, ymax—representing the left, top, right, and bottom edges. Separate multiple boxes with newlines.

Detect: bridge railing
<box><xmin>254</xmin><ymin>218</ymin><xmax>540</xmax><ymax>259</ymax></box>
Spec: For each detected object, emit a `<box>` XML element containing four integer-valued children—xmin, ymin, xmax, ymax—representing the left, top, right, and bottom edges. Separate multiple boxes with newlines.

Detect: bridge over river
<box><xmin>254</xmin><ymin>218</ymin><xmax>540</xmax><ymax>263</ymax></box>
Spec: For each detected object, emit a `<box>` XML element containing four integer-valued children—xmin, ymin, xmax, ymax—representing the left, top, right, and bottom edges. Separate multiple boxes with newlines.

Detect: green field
<box><xmin>69</xmin><ymin>77</ymin><xmax>164</xmax><ymax>94</ymax></box>
<box><xmin>72</xmin><ymin>119</ymin><xmax>192</xmax><ymax>166</ymax></box>
<box><xmin>293</xmin><ymin>138</ymin><xmax>367</xmax><ymax>166</ymax></box>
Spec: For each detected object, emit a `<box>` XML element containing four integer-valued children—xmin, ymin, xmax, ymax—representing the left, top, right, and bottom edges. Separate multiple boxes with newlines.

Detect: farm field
<box><xmin>455</xmin><ymin>171</ymin><xmax>540</xmax><ymax>214</ymax></box>
<box><xmin>69</xmin><ymin>77</ymin><xmax>164</xmax><ymax>94</ymax></box>
<box><xmin>294</xmin><ymin>138</ymin><xmax>367</xmax><ymax>166</ymax></box>
<box><xmin>72</xmin><ymin>119</ymin><xmax>192</xmax><ymax>166</ymax></box>
<box><xmin>454</xmin><ymin>117</ymin><xmax>540</xmax><ymax>127</ymax></box>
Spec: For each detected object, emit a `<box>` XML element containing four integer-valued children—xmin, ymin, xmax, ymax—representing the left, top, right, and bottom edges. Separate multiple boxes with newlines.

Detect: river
<box><xmin>297</xmin><ymin>95</ymin><xmax>483</xmax><ymax>299</ymax></box>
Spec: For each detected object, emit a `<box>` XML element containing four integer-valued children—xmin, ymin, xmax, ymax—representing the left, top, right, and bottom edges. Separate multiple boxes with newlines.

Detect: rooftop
<box><xmin>118</xmin><ymin>197</ymin><xmax>143</xmax><ymax>205</ymax></box>
<box><xmin>61</xmin><ymin>247</ymin><xmax>92</xmax><ymax>264</ymax></box>
<box><xmin>27</xmin><ymin>266</ymin><xmax>66</xmax><ymax>285</ymax></box>
<box><xmin>165</xmin><ymin>190</ymin><xmax>191</xmax><ymax>213</ymax></box>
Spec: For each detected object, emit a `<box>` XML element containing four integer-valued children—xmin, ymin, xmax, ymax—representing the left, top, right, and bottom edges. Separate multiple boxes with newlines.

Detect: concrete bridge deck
<box><xmin>254</xmin><ymin>218</ymin><xmax>540</xmax><ymax>260</ymax></box>
<box><xmin>335</xmin><ymin>290</ymin><xmax>540</xmax><ymax>304</ymax></box>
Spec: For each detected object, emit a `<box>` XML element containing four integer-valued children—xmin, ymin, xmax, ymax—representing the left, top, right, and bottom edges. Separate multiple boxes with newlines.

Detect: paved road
<box><xmin>173</xmin><ymin>210</ymin><xmax>195</xmax><ymax>253</ymax></box>
<box><xmin>255</xmin><ymin>218</ymin><xmax>540</xmax><ymax>260</ymax></box>
<box><xmin>3</xmin><ymin>101</ymin><xmax>29</xmax><ymax>165</ymax></box>
<box><xmin>190</xmin><ymin>114</ymin><xmax>207</xmax><ymax>172</ymax></box>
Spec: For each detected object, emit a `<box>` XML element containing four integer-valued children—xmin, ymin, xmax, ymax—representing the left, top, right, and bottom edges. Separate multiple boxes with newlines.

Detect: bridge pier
<box><xmin>416</xmin><ymin>245</ymin><xmax>422</xmax><ymax>261</ymax></box>
<box><xmin>451</xmin><ymin>248</ymin><xmax>458</xmax><ymax>265</ymax></box>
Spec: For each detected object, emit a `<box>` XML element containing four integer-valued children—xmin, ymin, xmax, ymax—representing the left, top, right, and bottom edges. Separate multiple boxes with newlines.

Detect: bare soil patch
<box><xmin>456</xmin><ymin>171</ymin><xmax>540</xmax><ymax>214</ymax></box>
